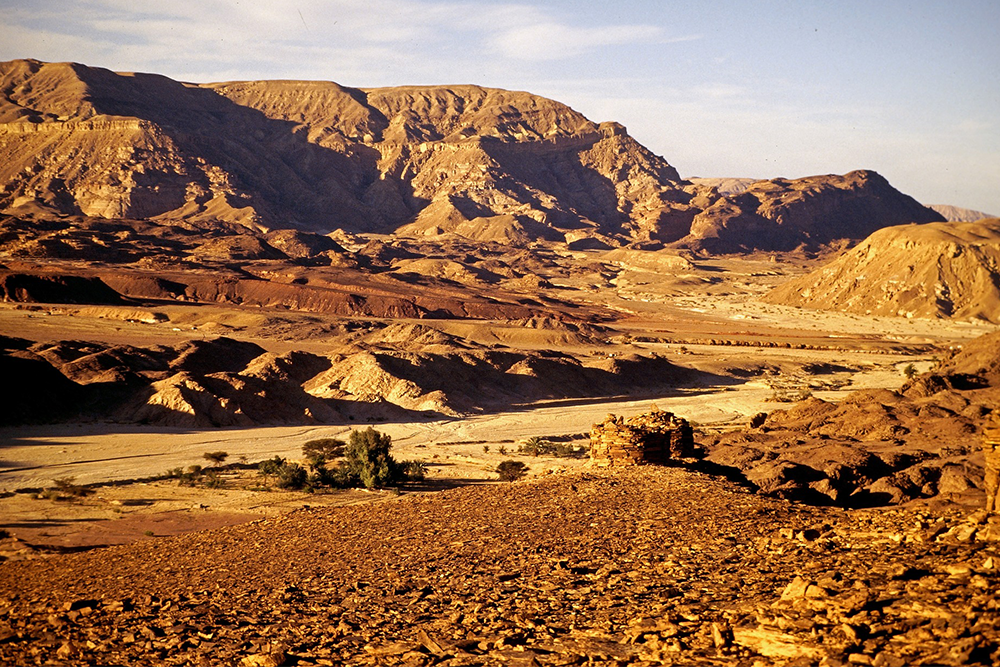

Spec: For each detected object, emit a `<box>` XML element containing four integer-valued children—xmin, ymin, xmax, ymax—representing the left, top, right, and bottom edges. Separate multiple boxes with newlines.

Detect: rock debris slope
<box><xmin>1</xmin><ymin>468</ymin><xmax>998</xmax><ymax>666</ymax></box>
<box><xmin>1</xmin><ymin>59</ymin><xmax>942</xmax><ymax>250</ymax></box>
<box><xmin>701</xmin><ymin>331</ymin><xmax>1000</xmax><ymax>507</ymax></box>
<box><xmin>765</xmin><ymin>218</ymin><xmax>1000</xmax><ymax>322</ymax></box>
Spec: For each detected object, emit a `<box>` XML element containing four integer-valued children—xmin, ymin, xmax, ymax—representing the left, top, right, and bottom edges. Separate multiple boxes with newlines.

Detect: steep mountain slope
<box><xmin>1</xmin><ymin>59</ymin><xmax>944</xmax><ymax>250</ymax></box>
<box><xmin>764</xmin><ymin>218</ymin><xmax>1000</xmax><ymax>322</ymax></box>
<box><xmin>0</xmin><ymin>60</ymin><xmax>681</xmax><ymax>240</ymax></box>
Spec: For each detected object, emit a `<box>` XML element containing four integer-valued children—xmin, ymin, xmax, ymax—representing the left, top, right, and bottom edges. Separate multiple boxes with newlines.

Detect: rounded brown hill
<box><xmin>764</xmin><ymin>218</ymin><xmax>1000</xmax><ymax>323</ymax></box>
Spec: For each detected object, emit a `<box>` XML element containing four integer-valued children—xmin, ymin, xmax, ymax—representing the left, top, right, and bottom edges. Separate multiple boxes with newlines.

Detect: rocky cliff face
<box><xmin>1</xmin><ymin>59</ymin><xmax>942</xmax><ymax>250</ymax></box>
<box><xmin>764</xmin><ymin>219</ymin><xmax>1000</xmax><ymax>322</ymax></box>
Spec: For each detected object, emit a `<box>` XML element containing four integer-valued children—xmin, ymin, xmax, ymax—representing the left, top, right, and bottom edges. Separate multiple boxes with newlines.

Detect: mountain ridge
<box><xmin>1</xmin><ymin>58</ymin><xmax>944</xmax><ymax>251</ymax></box>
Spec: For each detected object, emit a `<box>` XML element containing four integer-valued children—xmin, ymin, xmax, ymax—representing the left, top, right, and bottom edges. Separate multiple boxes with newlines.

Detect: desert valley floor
<box><xmin>2</xmin><ymin>247</ymin><xmax>1000</xmax><ymax>666</ymax></box>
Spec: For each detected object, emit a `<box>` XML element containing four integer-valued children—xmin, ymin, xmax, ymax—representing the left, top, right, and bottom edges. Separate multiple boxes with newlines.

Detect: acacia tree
<box><xmin>203</xmin><ymin>451</ymin><xmax>229</xmax><ymax>467</ymax></box>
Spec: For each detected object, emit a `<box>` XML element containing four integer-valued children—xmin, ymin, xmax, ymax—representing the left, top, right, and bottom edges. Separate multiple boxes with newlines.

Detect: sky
<box><xmin>2</xmin><ymin>0</ymin><xmax>998</xmax><ymax>214</ymax></box>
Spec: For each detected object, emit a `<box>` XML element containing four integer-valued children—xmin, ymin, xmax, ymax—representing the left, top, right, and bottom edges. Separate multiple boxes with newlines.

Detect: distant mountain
<box><xmin>0</xmin><ymin>59</ymin><xmax>943</xmax><ymax>251</ymax></box>
<box><xmin>764</xmin><ymin>218</ymin><xmax>1000</xmax><ymax>322</ymax></box>
<box><xmin>928</xmin><ymin>204</ymin><xmax>995</xmax><ymax>222</ymax></box>
<box><xmin>688</xmin><ymin>177</ymin><xmax>759</xmax><ymax>195</ymax></box>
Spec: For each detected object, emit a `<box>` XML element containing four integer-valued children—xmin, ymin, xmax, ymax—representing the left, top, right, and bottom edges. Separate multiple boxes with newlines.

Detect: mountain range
<box><xmin>1</xmin><ymin>59</ymin><xmax>944</xmax><ymax>253</ymax></box>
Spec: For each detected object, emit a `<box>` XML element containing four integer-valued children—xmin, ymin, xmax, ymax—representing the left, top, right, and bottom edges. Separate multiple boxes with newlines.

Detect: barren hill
<box><xmin>764</xmin><ymin>218</ymin><xmax>1000</xmax><ymax>322</ymax></box>
<box><xmin>1</xmin><ymin>59</ymin><xmax>943</xmax><ymax>250</ymax></box>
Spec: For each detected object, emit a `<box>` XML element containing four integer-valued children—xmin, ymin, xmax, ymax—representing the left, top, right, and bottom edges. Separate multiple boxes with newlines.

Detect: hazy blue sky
<box><xmin>2</xmin><ymin>0</ymin><xmax>997</xmax><ymax>213</ymax></box>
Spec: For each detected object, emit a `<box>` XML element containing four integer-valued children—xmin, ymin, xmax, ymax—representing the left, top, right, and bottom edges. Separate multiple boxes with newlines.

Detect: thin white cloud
<box><xmin>490</xmin><ymin>22</ymin><xmax>666</xmax><ymax>61</ymax></box>
<box><xmin>0</xmin><ymin>0</ymin><xmax>694</xmax><ymax>78</ymax></box>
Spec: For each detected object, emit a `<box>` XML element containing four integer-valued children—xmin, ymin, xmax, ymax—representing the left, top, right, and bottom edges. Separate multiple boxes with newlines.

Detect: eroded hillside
<box><xmin>765</xmin><ymin>219</ymin><xmax>1000</xmax><ymax>323</ymax></box>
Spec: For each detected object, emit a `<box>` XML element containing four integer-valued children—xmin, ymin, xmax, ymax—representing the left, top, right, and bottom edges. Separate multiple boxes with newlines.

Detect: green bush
<box><xmin>402</xmin><ymin>460</ymin><xmax>427</xmax><ymax>481</ymax></box>
<box><xmin>258</xmin><ymin>456</ymin><xmax>285</xmax><ymax>479</ymax></box>
<box><xmin>344</xmin><ymin>427</ymin><xmax>402</xmax><ymax>489</ymax></box>
<box><xmin>256</xmin><ymin>428</ymin><xmax>418</xmax><ymax>491</ymax></box>
<box><xmin>204</xmin><ymin>471</ymin><xmax>225</xmax><ymax>489</ymax></box>
<box><xmin>497</xmin><ymin>460</ymin><xmax>529</xmax><ymax>482</ymax></box>
<box><xmin>276</xmin><ymin>462</ymin><xmax>307</xmax><ymax>490</ymax></box>
<box><xmin>518</xmin><ymin>437</ymin><xmax>585</xmax><ymax>458</ymax></box>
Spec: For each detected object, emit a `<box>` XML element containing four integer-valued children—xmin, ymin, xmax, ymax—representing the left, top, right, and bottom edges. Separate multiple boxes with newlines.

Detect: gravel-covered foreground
<box><xmin>1</xmin><ymin>467</ymin><xmax>999</xmax><ymax>666</ymax></box>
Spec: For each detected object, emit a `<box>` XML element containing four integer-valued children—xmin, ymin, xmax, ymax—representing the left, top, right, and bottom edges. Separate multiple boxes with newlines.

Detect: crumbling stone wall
<box><xmin>590</xmin><ymin>409</ymin><xmax>693</xmax><ymax>467</ymax></box>
<box><xmin>985</xmin><ymin>411</ymin><xmax>1000</xmax><ymax>514</ymax></box>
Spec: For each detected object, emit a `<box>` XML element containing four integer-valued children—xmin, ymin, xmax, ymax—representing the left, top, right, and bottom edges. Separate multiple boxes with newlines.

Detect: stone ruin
<box><xmin>985</xmin><ymin>411</ymin><xmax>1000</xmax><ymax>514</ymax></box>
<box><xmin>590</xmin><ymin>409</ymin><xmax>694</xmax><ymax>467</ymax></box>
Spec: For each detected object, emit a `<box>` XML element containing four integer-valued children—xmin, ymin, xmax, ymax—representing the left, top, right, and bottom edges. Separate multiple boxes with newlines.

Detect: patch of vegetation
<box><xmin>497</xmin><ymin>460</ymin><xmax>529</xmax><ymax>482</ymax></box>
<box><xmin>903</xmin><ymin>363</ymin><xmax>917</xmax><ymax>380</ymax></box>
<box><xmin>253</xmin><ymin>428</ymin><xmax>422</xmax><ymax>492</ymax></box>
<box><xmin>52</xmin><ymin>476</ymin><xmax>94</xmax><ymax>498</ymax></box>
<box><xmin>517</xmin><ymin>436</ymin><xmax>587</xmax><ymax>458</ymax></box>
<box><xmin>203</xmin><ymin>471</ymin><xmax>225</xmax><ymax>489</ymax></box>
<box><xmin>402</xmin><ymin>460</ymin><xmax>427</xmax><ymax>481</ymax></box>
<box><xmin>275</xmin><ymin>462</ymin><xmax>307</xmax><ymax>490</ymax></box>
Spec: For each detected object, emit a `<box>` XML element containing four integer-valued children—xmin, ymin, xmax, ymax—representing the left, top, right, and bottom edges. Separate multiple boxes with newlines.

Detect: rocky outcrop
<box><xmin>702</xmin><ymin>331</ymin><xmax>1000</xmax><ymax>506</ymax></box>
<box><xmin>985</xmin><ymin>412</ymin><xmax>1000</xmax><ymax>513</ymax></box>
<box><xmin>590</xmin><ymin>409</ymin><xmax>694</xmax><ymax>466</ymax></box>
<box><xmin>0</xmin><ymin>335</ymin><xmax>704</xmax><ymax>426</ymax></box>
<box><xmin>0</xmin><ymin>60</ymin><xmax>680</xmax><ymax>241</ymax></box>
<box><xmin>0</xmin><ymin>272</ymin><xmax>123</xmax><ymax>304</ymax></box>
<box><xmin>676</xmin><ymin>171</ymin><xmax>943</xmax><ymax>253</ymax></box>
<box><xmin>765</xmin><ymin>218</ymin><xmax>1000</xmax><ymax>322</ymax></box>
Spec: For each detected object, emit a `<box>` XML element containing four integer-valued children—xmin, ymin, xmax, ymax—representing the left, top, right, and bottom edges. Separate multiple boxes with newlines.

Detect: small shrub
<box><xmin>323</xmin><ymin>462</ymin><xmax>361</xmax><ymax>488</ymax></box>
<box><xmin>276</xmin><ymin>463</ymin><xmax>307</xmax><ymax>490</ymax></box>
<box><xmin>402</xmin><ymin>460</ymin><xmax>427</xmax><ymax>481</ymax></box>
<box><xmin>498</xmin><ymin>445</ymin><xmax>507</xmax><ymax>456</ymax></box>
<box><xmin>258</xmin><ymin>457</ymin><xmax>307</xmax><ymax>490</ymax></box>
<box><xmin>52</xmin><ymin>476</ymin><xmax>93</xmax><ymax>498</ymax></box>
<box><xmin>258</xmin><ymin>456</ymin><xmax>285</xmax><ymax>479</ymax></box>
<box><xmin>903</xmin><ymin>363</ymin><xmax>917</xmax><ymax>380</ymax></box>
<box><xmin>497</xmin><ymin>460</ymin><xmax>529</xmax><ymax>482</ymax></box>
<box><xmin>204</xmin><ymin>471</ymin><xmax>225</xmax><ymax>489</ymax></box>
<box><xmin>519</xmin><ymin>436</ymin><xmax>546</xmax><ymax>457</ymax></box>
<box><xmin>175</xmin><ymin>465</ymin><xmax>205</xmax><ymax>486</ymax></box>
<box><xmin>482</xmin><ymin>445</ymin><xmax>490</xmax><ymax>454</ymax></box>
